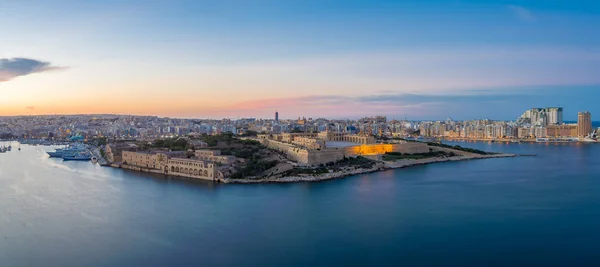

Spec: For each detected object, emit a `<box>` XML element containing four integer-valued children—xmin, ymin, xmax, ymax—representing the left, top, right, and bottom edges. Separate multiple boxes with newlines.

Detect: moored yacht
<box><xmin>47</xmin><ymin>144</ymin><xmax>86</xmax><ymax>158</ymax></box>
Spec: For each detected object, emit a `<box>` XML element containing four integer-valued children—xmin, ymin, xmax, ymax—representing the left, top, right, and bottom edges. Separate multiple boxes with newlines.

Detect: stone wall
<box><xmin>260</xmin><ymin>139</ymin><xmax>310</xmax><ymax>164</ymax></box>
<box><xmin>260</xmin><ymin>138</ymin><xmax>429</xmax><ymax>166</ymax></box>
<box><xmin>167</xmin><ymin>157</ymin><xmax>217</xmax><ymax>181</ymax></box>
<box><xmin>306</xmin><ymin>149</ymin><xmax>345</xmax><ymax>165</ymax></box>
<box><xmin>392</xmin><ymin>142</ymin><xmax>430</xmax><ymax>154</ymax></box>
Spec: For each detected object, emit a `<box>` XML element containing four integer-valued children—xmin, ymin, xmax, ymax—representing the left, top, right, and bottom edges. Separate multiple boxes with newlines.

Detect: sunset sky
<box><xmin>1</xmin><ymin>0</ymin><xmax>599</xmax><ymax>120</ymax></box>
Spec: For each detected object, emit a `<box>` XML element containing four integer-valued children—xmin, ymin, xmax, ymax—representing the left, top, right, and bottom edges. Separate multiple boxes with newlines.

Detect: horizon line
<box><xmin>0</xmin><ymin>112</ymin><xmax>592</xmax><ymax>122</ymax></box>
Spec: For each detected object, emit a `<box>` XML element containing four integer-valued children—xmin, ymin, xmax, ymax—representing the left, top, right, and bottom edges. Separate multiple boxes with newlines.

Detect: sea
<box><xmin>2</xmin><ymin>134</ymin><xmax>600</xmax><ymax>266</ymax></box>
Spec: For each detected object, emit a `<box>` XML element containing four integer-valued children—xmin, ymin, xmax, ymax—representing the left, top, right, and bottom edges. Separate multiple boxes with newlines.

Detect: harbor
<box><xmin>2</xmin><ymin>139</ymin><xmax>600</xmax><ymax>267</ymax></box>
<box><xmin>0</xmin><ymin>141</ymin><xmax>105</xmax><ymax>165</ymax></box>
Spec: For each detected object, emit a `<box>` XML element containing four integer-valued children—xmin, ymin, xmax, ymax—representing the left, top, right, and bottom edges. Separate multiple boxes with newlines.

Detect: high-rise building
<box><xmin>577</xmin><ymin>111</ymin><xmax>592</xmax><ymax>137</ymax></box>
<box><xmin>547</xmin><ymin>107</ymin><xmax>563</xmax><ymax>125</ymax></box>
<box><xmin>518</xmin><ymin>107</ymin><xmax>563</xmax><ymax>126</ymax></box>
<box><xmin>275</xmin><ymin>111</ymin><xmax>279</xmax><ymax>122</ymax></box>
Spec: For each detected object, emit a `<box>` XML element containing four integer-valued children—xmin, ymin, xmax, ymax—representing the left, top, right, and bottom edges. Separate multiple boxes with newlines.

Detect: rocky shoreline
<box><xmin>223</xmin><ymin>153</ymin><xmax>517</xmax><ymax>184</ymax></box>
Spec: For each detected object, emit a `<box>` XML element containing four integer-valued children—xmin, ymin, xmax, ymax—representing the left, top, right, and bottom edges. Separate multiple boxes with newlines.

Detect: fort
<box><xmin>121</xmin><ymin>150</ymin><xmax>222</xmax><ymax>181</ymax></box>
<box><xmin>256</xmin><ymin>131</ymin><xmax>428</xmax><ymax>166</ymax></box>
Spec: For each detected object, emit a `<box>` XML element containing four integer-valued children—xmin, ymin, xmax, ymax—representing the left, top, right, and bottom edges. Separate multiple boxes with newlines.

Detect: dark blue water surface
<box><xmin>2</xmin><ymin>141</ymin><xmax>600</xmax><ymax>267</ymax></box>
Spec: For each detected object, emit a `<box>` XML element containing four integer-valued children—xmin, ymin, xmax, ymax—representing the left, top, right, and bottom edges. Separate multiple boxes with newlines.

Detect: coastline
<box><xmin>223</xmin><ymin>153</ymin><xmax>517</xmax><ymax>184</ymax></box>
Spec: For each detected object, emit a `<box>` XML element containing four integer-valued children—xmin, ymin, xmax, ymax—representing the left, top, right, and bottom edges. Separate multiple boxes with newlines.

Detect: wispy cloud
<box><xmin>507</xmin><ymin>5</ymin><xmax>537</xmax><ymax>22</ymax></box>
<box><xmin>0</xmin><ymin>58</ymin><xmax>67</xmax><ymax>82</ymax></box>
<box><xmin>209</xmin><ymin>86</ymin><xmax>600</xmax><ymax>120</ymax></box>
<box><xmin>215</xmin><ymin>91</ymin><xmax>527</xmax><ymax>119</ymax></box>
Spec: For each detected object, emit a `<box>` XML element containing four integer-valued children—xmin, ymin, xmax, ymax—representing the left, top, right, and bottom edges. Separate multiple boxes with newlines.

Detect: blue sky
<box><xmin>0</xmin><ymin>0</ymin><xmax>599</xmax><ymax>120</ymax></box>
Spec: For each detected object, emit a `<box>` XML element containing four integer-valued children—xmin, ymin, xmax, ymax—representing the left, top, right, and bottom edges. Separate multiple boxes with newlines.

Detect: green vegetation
<box><xmin>88</xmin><ymin>137</ymin><xmax>108</xmax><ymax>146</ymax></box>
<box><xmin>426</xmin><ymin>142</ymin><xmax>491</xmax><ymax>155</ymax></box>
<box><xmin>185</xmin><ymin>133</ymin><xmax>279</xmax><ymax>179</ymax></box>
<box><xmin>216</xmin><ymin>139</ymin><xmax>266</xmax><ymax>159</ymax></box>
<box><xmin>150</xmin><ymin>137</ymin><xmax>189</xmax><ymax>151</ymax></box>
<box><xmin>280</xmin><ymin>156</ymin><xmax>378</xmax><ymax>177</ymax></box>
<box><xmin>231</xmin><ymin>159</ymin><xmax>278</xmax><ymax>179</ymax></box>
<box><xmin>221</xmin><ymin>145</ymin><xmax>260</xmax><ymax>159</ymax></box>
<box><xmin>99</xmin><ymin>149</ymin><xmax>106</xmax><ymax>159</ymax></box>
<box><xmin>239</xmin><ymin>130</ymin><xmax>259</xmax><ymax>137</ymax></box>
<box><xmin>383</xmin><ymin>150</ymin><xmax>455</xmax><ymax>161</ymax></box>
<box><xmin>192</xmin><ymin>132</ymin><xmax>236</xmax><ymax>146</ymax></box>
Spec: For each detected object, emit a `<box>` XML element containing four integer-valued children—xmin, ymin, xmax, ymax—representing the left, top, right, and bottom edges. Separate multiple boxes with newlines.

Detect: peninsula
<box><xmin>101</xmin><ymin>131</ymin><xmax>517</xmax><ymax>184</ymax></box>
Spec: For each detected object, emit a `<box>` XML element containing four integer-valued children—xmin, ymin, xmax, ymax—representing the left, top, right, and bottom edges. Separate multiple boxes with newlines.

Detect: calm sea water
<box><xmin>2</xmin><ymin>140</ymin><xmax>600</xmax><ymax>267</ymax></box>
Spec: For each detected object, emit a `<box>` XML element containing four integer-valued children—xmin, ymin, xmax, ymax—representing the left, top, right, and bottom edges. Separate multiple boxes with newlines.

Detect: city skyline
<box><xmin>0</xmin><ymin>104</ymin><xmax>595</xmax><ymax>123</ymax></box>
<box><xmin>2</xmin><ymin>0</ymin><xmax>600</xmax><ymax>119</ymax></box>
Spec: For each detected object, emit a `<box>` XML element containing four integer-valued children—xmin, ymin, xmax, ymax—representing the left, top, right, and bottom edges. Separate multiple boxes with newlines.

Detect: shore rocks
<box><xmin>224</xmin><ymin>153</ymin><xmax>516</xmax><ymax>184</ymax></box>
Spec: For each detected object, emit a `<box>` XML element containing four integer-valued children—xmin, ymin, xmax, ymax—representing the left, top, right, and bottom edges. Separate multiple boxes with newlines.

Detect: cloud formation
<box><xmin>0</xmin><ymin>58</ymin><xmax>65</xmax><ymax>82</ymax></box>
<box><xmin>218</xmin><ymin>87</ymin><xmax>596</xmax><ymax>120</ymax></box>
<box><xmin>224</xmin><ymin>92</ymin><xmax>511</xmax><ymax>119</ymax></box>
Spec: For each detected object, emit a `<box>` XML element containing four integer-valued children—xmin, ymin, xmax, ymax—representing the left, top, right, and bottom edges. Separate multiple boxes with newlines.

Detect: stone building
<box><xmin>122</xmin><ymin>151</ymin><xmax>166</xmax><ymax>169</ymax></box>
<box><xmin>194</xmin><ymin>150</ymin><xmax>235</xmax><ymax>164</ymax></box>
<box><xmin>166</xmin><ymin>158</ymin><xmax>217</xmax><ymax>180</ymax></box>
<box><xmin>317</xmin><ymin>131</ymin><xmax>375</xmax><ymax>144</ymax></box>
<box><xmin>121</xmin><ymin>151</ymin><xmax>219</xmax><ymax>181</ymax></box>
<box><xmin>257</xmin><ymin>137</ymin><xmax>429</xmax><ymax>166</ymax></box>
<box><xmin>105</xmin><ymin>143</ymin><xmax>137</xmax><ymax>163</ymax></box>
<box><xmin>291</xmin><ymin>137</ymin><xmax>326</xmax><ymax>150</ymax></box>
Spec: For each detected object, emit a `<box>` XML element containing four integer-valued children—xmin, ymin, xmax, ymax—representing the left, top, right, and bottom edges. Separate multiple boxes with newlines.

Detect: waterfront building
<box><xmin>122</xmin><ymin>151</ymin><xmax>166</xmax><ymax>169</ymax></box>
<box><xmin>578</xmin><ymin>112</ymin><xmax>592</xmax><ymax>137</ymax></box>
<box><xmin>517</xmin><ymin>127</ymin><xmax>531</xmax><ymax>139</ymax></box>
<box><xmin>122</xmin><ymin>151</ymin><xmax>220</xmax><ymax>180</ymax></box>
<box><xmin>534</xmin><ymin>126</ymin><xmax>548</xmax><ymax>138</ymax></box>
<box><xmin>166</xmin><ymin>158</ymin><xmax>217</xmax><ymax>180</ymax></box>
<box><xmin>194</xmin><ymin>150</ymin><xmax>236</xmax><ymax>164</ymax></box>
<box><xmin>547</xmin><ymin>124</ymin><xmax>578</xmax><ymax>137</ymax></box>
<box><xmin>105</xmin><ymin>143</ymin><xmax>137</xmax><ymax>163</ymax></box>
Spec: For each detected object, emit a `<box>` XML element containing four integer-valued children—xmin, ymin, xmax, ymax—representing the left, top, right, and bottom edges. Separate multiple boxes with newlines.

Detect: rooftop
<box><xmin>325</xmin><ymin>141</ymin><xmax>361</xmax><ymax>148</ymax></box>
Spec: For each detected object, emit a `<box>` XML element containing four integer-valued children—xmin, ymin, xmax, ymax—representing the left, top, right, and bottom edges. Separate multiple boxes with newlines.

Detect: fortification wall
<box><xmin>307</xmin><ymin>149</ymin><xmax>346</xmax><ymax>165</ymax></box>
<box><xmin>260</xmin><ymin>139</ymin><xmax>310</xmax><ymax>165</ymax></box>
<box><xmin>260</xmin><ymin>139</ymin><xmax>429</xmax><ymax>166</ymax></box>
<box><xmin>338</xmin><ymin>142</ymin><xmax>429</xmax><ymax>157</ymax></box>
<box><xmin>392</xmin><ymin>142</ymin><xmax>430</xmax><ymax>154</ymax></box>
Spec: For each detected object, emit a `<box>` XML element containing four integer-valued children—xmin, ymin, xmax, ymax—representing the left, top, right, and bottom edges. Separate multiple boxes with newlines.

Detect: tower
<box><xmin>547</xmin><ymin>107</ymin><xmax>563</xmax><ymax>125</ymax></box>
<box><xmin>578</xmin><ymin>111</ymin><xmax>592</xmax><ymax>137</ymax></box>
<box><xmin>275</xmin><ymin>111</ymin><xmax>279</xmax><ymax>122</ymax></box>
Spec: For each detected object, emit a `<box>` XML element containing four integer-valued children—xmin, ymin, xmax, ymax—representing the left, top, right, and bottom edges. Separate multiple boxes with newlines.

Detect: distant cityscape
<box><xmin>0</xmin><ymin>107</ymin><xmax>596</xmax><ymax>141</ymax></box>
<box><xmin>0</xmin><ymin>107</ymin><xmax>596</xmax><ymax>182</ymax></box>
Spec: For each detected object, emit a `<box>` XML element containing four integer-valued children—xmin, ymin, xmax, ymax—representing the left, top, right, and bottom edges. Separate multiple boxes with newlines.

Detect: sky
<box><xmin>1</xmin><ymin>0</ymin><xmax>599</xmax><ymax>120</ymax></box>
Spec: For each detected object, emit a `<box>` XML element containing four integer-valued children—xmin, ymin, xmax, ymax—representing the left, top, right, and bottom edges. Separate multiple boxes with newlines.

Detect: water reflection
<box><xmin>2</xmin><ymin>143</ymin><xmax>600</xmax><ymax>267</ymax></box>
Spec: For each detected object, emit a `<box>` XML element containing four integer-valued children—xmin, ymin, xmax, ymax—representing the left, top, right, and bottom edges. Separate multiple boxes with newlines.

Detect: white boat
<box><xmin>580</xmin><ymin>130</ymin><xmax>598</xmax><ymax>142</ymax></box>
<box><xmin>47</xmin><ymin>143</ymin><xmax>86</xmax><ymax>158</ymax></box>
<box><xmin>63</xmin><ymin>151</ymin><xmax>92</xmax><ymax>161</ymax></box>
